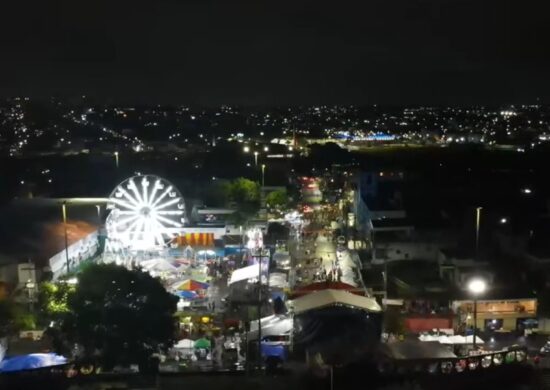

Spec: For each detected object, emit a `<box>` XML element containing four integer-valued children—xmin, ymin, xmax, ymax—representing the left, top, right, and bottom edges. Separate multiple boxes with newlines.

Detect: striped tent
<box><xmin>173</xmin><ymin>233</ymin><xmax>215</xmax><ymax>247</ymax></box>
<box><xmin>177</xmin><ymin>279</ymin><xmax>209</xmax><ymax>291</ymax></box>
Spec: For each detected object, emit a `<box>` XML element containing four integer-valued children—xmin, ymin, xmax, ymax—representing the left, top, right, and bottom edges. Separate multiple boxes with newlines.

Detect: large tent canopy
<box><xmin>290</xmin><ymin>289</ymin><xmax>382</xmax><ymax>315</ymax></box>
<box><xmin>229</xmin><ymin>264</ymin><xmax>259</xmax><ymax>285</ymax></box>
<box><xmin>140</xmin><ymin>258</ymin><xmax>179</xmax><ymax>273</ymax></box>
<box><xmin>176</xmin><ymin>279</ymin><xmax>209</xmax><ymax>291</ymax></box>
<box><xmin>418</xmin><ymin>334</ymin><xmax>484</xmax><ymax>345</ymax></box>
<box><xmin>173</xmin><ymin>339</ymin><xmax>194</xmax><ymax>349</ymax></box>
<box><xmin>0</xmin><ymin>353</ymin><xmax>67</xmax><ymax>372</ymax></box>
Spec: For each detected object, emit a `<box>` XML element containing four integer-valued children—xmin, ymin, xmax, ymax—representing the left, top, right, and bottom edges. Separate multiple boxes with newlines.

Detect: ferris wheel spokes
<box><xmin>105</xmin><ymin>175</ymin><xmax>186</xmax><ymax>254</ymax></box>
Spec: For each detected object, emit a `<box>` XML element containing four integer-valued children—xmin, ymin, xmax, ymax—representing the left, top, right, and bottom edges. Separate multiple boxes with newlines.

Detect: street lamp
<box><xmin>114</xmin><ymin>151</ymin><xmax>119</xmax><ymax>168</ymax></box>
<box><xmin>475</xmin><ymin>207</ymin><xmax>482</xmax><ymax>260</ymax></box>
<box><xmin>96</xmin><ymin>205</ymin><xmax>101</xmax><ymax>226</ymax></box>
<box><xmin>243</xmin><ymin>146</ymin><xmax>250</xmax><ymax>153</ymax></box>
<box><xmin>261</xmin><ymin>164</ymin><xmax>266</xmax><ymax>187</ymax></box>
<box><xmin>254</xmin><ymin>151</ymin><xmax>259</xmax><ymax>166</ymax></box>
<box><xmin>25</xmin><ymin>280</ymin><xmax>35</xmax><ymax>313</ymax></box>
<box><xmin>467</xmin><ymin>278</ymin><xmax>487</xmax><ymax>349</ymax></box>
<box><xmin>62</xmin><ymin>201</ymin><xmax>70</xmax><ymax>274</ymax></box>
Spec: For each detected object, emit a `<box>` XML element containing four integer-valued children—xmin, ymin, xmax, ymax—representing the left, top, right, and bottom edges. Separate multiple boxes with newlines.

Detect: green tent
<box><xmin>194</xmin><ymin>338</ymin><xmax>211</xmax><ymax>349</ymax></box>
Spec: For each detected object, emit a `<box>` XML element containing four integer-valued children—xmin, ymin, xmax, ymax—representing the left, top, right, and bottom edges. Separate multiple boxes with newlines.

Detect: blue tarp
<box><xmin>224</xmin><ymin>247</ymin><xmax>244</xmax><ymax>255</ymax></box>
<box><xmin>271</xmin><ymin>291</ymin><xmax>286</xmax><ymax>301</ymax></box>
<box><xmin>175</xmin><ymin>290</ymin><xmax>198</xmax><ymax>299</ymax></box>
<box><xmin>261</xmin><ymin>343</ymin><xmax>288</xmax><ymax>361</ymax></box>
<box><xmin>0</xmin><ymin>353</ymin><xmax>67</xmax><ymax>372</ymax></box>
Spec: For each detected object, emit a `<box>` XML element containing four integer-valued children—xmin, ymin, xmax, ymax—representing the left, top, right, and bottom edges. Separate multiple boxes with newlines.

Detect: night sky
<box><xmin>1</xmin><ymin>0</ymin><xmax>549</xmax><ymax>105</ymax></box>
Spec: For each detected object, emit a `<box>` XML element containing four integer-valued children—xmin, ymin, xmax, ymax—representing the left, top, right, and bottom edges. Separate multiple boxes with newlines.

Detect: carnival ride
<box><xmin>104</xmin><ymin>175</ymin><xmax>186</xmax><ymax>263</ymax></box>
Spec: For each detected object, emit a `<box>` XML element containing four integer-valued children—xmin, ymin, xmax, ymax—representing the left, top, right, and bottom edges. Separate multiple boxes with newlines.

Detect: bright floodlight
<box><xmin>468</xmin><ymin>278</ymin><xmax>487</xmax><ymax>295</ymax></box>
<box><xmin>106</xmin><ymin>175</ymin><xmax>185</xmax><ymax>252</ymax></box>
<box><xmin>243</xmin><ymin>146</ymin><xmax>250</xmax><ymax>153</ymax></box>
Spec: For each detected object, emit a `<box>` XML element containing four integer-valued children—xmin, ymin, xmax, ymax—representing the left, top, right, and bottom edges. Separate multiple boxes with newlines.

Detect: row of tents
<box><xmin>418</xmin><ymin>334</ymin><xmax>485</xmax><ymax>345</ymax></box>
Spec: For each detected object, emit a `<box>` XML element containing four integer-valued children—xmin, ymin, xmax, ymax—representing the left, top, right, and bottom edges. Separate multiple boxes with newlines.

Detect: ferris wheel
<box><xmin>105</xmin><ymin>175</ymin><xmax>185</xmax><ymax>252</ymax></box>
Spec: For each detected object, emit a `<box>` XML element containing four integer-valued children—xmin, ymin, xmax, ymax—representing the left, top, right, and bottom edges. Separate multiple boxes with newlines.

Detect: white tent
<box><xmin>228</xmin><ymin>265</ymin><xmax>259</xmax><ymax>285</ymax></box>
<box><xmin>269</xmin><ymin>272</ymin><xmax>288</xmax><ymax>288</ymax></box>
<box><xmin>140</xmin><ymin>258</ymin><xmax>178</xmax><ymax>272</ymax></box>
<box><xmin>418</xmin><ymin>334</ymin><xmax>484</xmax><ymax>345</ymax></box>
<box><xmin>455</xmin><ymin>335</ymin><xmax>484</xmax><ymax>345</ymax></box>
<box><xmin>174</xmin><ymin>339</ymin><xmax>195</xmax><ymax>349</ymax></box>
<box><xmin>248</xmin><ymin>314</ymin><xmax>293</xmax><ymax>341</ymax></box>
<box><xmin>273</xmin><ymin>252</ymin><xmax>290</xmax><ymax>262</ymax></box>
<box><xmin>290</xmin><ymin>289</ymin><xmax>382</xmax><ymax>314</ymax></box>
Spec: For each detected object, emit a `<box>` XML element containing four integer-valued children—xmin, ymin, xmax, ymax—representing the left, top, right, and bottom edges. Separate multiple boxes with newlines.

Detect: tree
<box><xmin>265</xmin><ymin>189</ymin><xmax>288</xmax><ymax>210</ymax></box>
<box><xmin>228</xmin><ymin>177</ymin><xmax>260</xmax><ymax>205</ymax></box>
<box><xmin>38</xmin><ymin>281</ymin><xmax>75</xmax><ymax>323</ymax></box>
<box><xmin>53</xmin><ymin>264</ymin><xmax>178</xmax><ymax>371</ymax></box>
<box><xmin>226</xmin><ymin>178</ymin><xmax>261</xmax><ymax>224</ymax></box>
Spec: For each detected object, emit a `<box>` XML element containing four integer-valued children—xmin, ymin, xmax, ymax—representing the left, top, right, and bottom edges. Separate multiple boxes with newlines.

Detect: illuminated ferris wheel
<box><xmin>105</xmin><ymin>175</ymin><xmax>185</xmax><ymax>252</ymax></box>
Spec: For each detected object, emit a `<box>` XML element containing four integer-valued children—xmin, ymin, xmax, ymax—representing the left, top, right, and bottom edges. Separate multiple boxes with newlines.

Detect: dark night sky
<box><xmin>0</xmin><ymin>0</ymin><xmax>549</xmax><ymax>105</ymax></box>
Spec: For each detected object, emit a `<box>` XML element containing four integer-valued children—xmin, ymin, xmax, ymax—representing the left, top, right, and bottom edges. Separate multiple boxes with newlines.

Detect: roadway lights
<box><xmin>243</xmin><ymin>146</ymin><xmax>250</xmax><ymax>153</ymax></box>
<box><xmin>468</xmin><ymin>278</ymin><xmax>487</xmax><ymax>295</ymax></box>
<box><xmin>500</xmin><ymin>218</ymin><xmax>508</xmax><ymax>224</ymax></box>
<box><xmin>468</xmin><ymin>277</ymin><xmax>487</xmax><ymax>349</ymax></box>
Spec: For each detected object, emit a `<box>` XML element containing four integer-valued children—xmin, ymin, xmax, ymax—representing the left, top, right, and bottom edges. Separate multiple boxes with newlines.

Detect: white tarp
<box><xmin>418</xmin><ymin>334</ymin><xmax>484</xmax><ymax>345</ymax></box>
<box><xmin>49</xmin><ymin>231</ymin><xmax>99</xmax><ymax>279</ymax></box>
<box><xmin>273</xmin><ymin>252</ymin><xmax>290</xmax><ymax>262</ymax></box>
<box><xmin>140</xmin><ymin>258</ymin><xmax>178</xmax><ymax>272</ymax></box>
<box><xmin>173</xmin><ymin>339</ymin><xmax>194</xmax><ymax>349</ymax></box>
<box><xmin>229</xmin><ymin>265</ymin><xmax>259</xmax><ymax>285</ymax></box>
<box><xmin>248</xmin><ymin>315</ymin><xmax>292</xmax><ymax>341</ymax></box>
<box><xmin>290</xmin><ymin>289</ymin><xmax>382</xmax><ymax>314</ymax></box>
<box><xmin>269</xmin><ymin>272</ymin><xmax>288</xmax><ymax>288</ymax></box>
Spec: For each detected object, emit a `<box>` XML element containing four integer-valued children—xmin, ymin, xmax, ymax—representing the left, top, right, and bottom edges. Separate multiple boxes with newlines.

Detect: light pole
<box><xmin>467</xmin><ymin>278</ymin><xmax>487</xmax><ymax>350</ymax></box>
<box><xmin>254</xmin><ymin>151</ymin><xmax>259</xmax><ymax>167</ymax></box>
<box><xmin>95</xmin><ymin>205</ymin><xmax>101</xmax><ymax>226</ymax></box>
<box><xmin>62</xmin><ymin>201</ymin><xmax>70</xmax><ymax>274</ymax></box>
<box><xmin>252</xmin><ymin>248</ymin><xmax>266</xmax><ymax>368</ymax></box>
<box><xmin>261</xmin><ymin>164</ymin><xmax>266</xmax><ymax>188</ymax></box>
<box><xmin>25</xmin><ymin>280</ymin><xmax>35</xmax><ymax>313</ymax></box>
<box><xmin>475</xmin><ymin>207</ymin><xmax>482</xmax><ymax>260</ymax></box>
<box><xmin>114</xmin><ymin>151</ymin><xmax>119</xmax><ymax>168</ymax></box>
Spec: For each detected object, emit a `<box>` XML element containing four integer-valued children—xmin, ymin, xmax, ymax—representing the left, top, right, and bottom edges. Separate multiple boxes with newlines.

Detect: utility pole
<box><xmin>62</xmin><ymin>201</ymin><xmax>70</xmax><ymax>274</ymax></box>
<box><xmin>257</xmin><ymin>248</ymin><xmax>262</xmax><ymax>369</ymax></box>
<box><xmin>475</xmin><ymin>207</ymin><xmax>482</xmax><ymax>260</ymax></box>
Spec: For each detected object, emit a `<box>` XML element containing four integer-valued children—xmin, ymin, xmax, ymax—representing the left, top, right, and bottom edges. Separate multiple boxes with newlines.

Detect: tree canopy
<box><xmin>38</xmin><ymin>281</ymin><xmax>75</xmax><ymax>320</ymax></box>
<box><xmin>265</xmin><ymin>189</ymin><xmax>288</xmax><ymax>210</ymax></box>
<box><xmin>52</xmin><ymin>263</ymin><xmax>178</xmax><ymax>370</ymax></box>
<box><xmin>224</xmin><ymin>177</ymin><xmax>261</xmax><ymax>224</ymax></box>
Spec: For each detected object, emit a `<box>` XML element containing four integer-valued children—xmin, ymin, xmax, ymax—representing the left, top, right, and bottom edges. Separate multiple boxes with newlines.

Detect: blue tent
<box><xmin>175</xmin><ymin>290</ymin><xmax>198</xmax><ymax>299</ymax></box>
<box><xmin>0</xmin><ymin>353</ymin><xmax>67</xmax><ymax>372</ymax></box>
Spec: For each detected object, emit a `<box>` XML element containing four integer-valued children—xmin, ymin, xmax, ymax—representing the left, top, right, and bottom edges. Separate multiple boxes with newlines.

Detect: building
<box><xmin>452</xmin><ymin>297</ymin><xmax>537</xmax><ymax>332</ymax></box>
